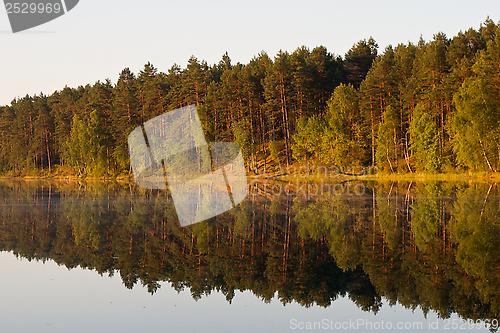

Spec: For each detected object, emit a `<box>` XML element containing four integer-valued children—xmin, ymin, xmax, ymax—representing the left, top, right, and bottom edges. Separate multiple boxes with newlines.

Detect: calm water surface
<box><xmin>0</xmin><ymin>180</ymin><xmax>498</xmax><ymax>332</ymax></box>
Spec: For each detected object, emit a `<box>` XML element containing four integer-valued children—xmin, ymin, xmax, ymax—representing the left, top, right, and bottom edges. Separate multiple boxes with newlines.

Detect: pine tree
<box><xmin>263</xmin><ymin>50</ymin><xmax>294</xmax><ymax>165</ymax></box>
<box><xmin>290</xmin><ymin>46</ymin><xmax>314</xmax><ymax>118</ymax></box>
<box><xmin>32</xmin><ymin>95</ymin><xmax>55</xmax><ymax>172</ymax></box>
<box><xmin>359</xmin><ymin>46</ymin><xmax>397</xmax><ymax>166</ymax></box>
<box><xmin>181</xmin><ymin>56</ymin><xmax>210</xmax><ymax>106</ymax></box>
<box><xmin>48</xmin><ymin>86</ymin><xmax>84</xmax><ymax>166</ymax></box>
<box><xmin>10</xmin><ymin>96</ymin><xmax>37</xmax><ymax>172</ymax></box>
<box><xmin>112</xmin><ymin>68</ymin><xmax>139</xmax><ymax>173</ymax></box>
<box><xmin>392</xmin><ymin>43</ymin><xmax>417</xmax><ymax>171</ymax></box>
<box><xmin>245</xmin><ymin>52</ymin><xmax>272</xmax><ymax>150</ymax></box>
<box><xmin>344</xmin><ymin>37</ymin><xmax>378</xmax><ymax>88</ymax></box>
<box><xmin>0</xmin><ymin>105</ymin><xmax>15</xmax><ymax>173</ymax></box>
<box><xmin>309</xmin><ymin>45</ymin><xmax>343</xmax><ymax>114</ymax></box>
<box><xmin>409</xmin><ymin>33</ymin><xmax>450</xmax><ymax>160</ymax></box>
<box><xmin>137</xmin><ymin>62</ymin><xmax>167</xmax><ymax>122</ymax></box>
<box><xmin>376</xmin><ymin>106</ymin><xmax>400</xmax><ymax>172</ymax></box>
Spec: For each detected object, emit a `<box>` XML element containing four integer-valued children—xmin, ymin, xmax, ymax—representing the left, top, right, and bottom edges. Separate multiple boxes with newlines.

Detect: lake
<box><xmin>0</xmin><ymin>179</ymin><xmax>498</xmax><ymax>332</ymax></box>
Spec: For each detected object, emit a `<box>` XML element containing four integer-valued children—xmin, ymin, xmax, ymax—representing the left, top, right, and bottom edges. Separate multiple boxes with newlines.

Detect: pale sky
<box><xmin>1</xmin><ymin>0</ymin><xmax>499</xmax><ymax>106</ymax></box>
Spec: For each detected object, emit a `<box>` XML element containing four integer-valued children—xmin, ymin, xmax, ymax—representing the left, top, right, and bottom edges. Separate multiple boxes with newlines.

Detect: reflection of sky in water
<box><xmin>0</xmin><ymin>252</ymin><xmax>488</xmax><ymax>333</ymax></box>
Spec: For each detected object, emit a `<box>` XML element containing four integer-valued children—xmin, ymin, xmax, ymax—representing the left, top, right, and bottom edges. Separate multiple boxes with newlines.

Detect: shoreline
<box><xmin>2</xmin><ymin>172</ymin><xmax>500</xmax><ymax>183</ymax></box>
<box><xmin>251</xmin><ymin>170</ymin><xmax>500</xmax><ymax>183</ymax></box>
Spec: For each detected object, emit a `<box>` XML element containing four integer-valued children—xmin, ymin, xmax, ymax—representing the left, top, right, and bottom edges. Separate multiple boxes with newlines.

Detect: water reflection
<box><xmin>0</xmin><ymin>180</ymin><xmax>498</xmax><ymax>329</ymax></box>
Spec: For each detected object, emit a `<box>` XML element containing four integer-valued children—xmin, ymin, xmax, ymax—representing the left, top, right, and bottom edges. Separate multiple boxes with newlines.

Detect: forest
<box><xmin>0</xmin><ymin>18</ymin><xmax>499</xmax><ymax>177</ymax></box>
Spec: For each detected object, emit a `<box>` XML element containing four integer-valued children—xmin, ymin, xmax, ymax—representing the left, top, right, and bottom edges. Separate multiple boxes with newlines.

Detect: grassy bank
<box><xmin>0</xmin><ymin>165</ymin><xmax>132</xmax><ymax>181</ymax></box>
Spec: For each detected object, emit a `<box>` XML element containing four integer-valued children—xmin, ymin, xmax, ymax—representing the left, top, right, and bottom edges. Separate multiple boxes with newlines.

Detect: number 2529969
<box><xmin>5</xmin><ymin>2</ymin><xmax>62</xmax><ymax>14</ymax></box>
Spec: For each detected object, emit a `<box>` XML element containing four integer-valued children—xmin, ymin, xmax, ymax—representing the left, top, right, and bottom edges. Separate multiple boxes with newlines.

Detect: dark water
<box><xmin>0</xmin><ymin>179</ymin><xmax>499</xmax><ymax>332</ymax></box>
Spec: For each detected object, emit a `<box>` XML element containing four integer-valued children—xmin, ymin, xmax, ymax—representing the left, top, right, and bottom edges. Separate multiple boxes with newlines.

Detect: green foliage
<box><xmin>291</xmin><ymin>115</ymin><xmax>324</xmax><ymax>162</ymax></box>
<box><xmin>449</xmin><ymin>26</ymin><xmax>500</xmax><ymax>172</ymax></box>
<box><xmin>64</xmin><ymin>111</ymin><xmax>108</xmax><ymax>177</ymax></box>
<box><xmin>324</xmin><ymin>83</ymin><xmax>365</xmax><ymax>165</ymax></box>
<box><xmin>232</xmin><ymin>119</ymin><xmax>251</xmax><ymax>159</ymax></box>
<box><xmin>410</xmin><ymin>105</ymin><xmax>442</xmax><ymax>172</ymax></box>
<box><xmin>291</xmin><ymin>83</ymin><xmax>365</xmax><ymax>166</ymax></box>
<box><xmin>450</xmin><ymin>78</ymin><xmax>500</xmax><ymax>171</ymax></box>
<box><xmin>268</xmin><ymin>140</ymin><xmax>281</xmax><ymax>163</ymax></box>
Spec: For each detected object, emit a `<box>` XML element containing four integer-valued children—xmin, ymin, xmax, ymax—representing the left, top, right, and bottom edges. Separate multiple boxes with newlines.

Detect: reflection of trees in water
<box><xmin>0</xmin><ymin>181</ymin><xmax>499</xmax><ymax>325</ymax></box>
<box><xmin>294</xmin><ymin>181</ymin><xmax>500</xmax><ymax>326</ymax></box>
<box><xmin>450</xmin><ymin>183</ymin><xmax>500</xmax><ymax>318</ymax></box>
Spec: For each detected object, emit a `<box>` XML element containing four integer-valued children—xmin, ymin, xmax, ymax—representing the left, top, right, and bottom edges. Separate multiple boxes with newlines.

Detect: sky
<box><xmin>0</xmin><ymin>0</ymin><xmax>499</xmax><ymax>106</ymax></box>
